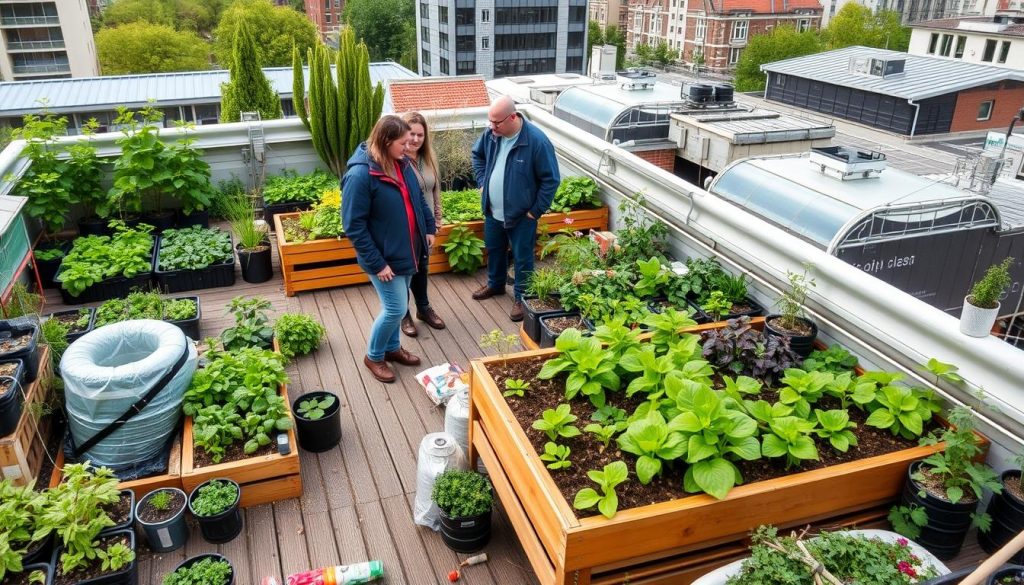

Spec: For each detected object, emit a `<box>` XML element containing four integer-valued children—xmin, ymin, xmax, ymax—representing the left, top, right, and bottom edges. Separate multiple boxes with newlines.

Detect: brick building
<box><xmin>590</xmin><ymin>0</ymin><xmax>629</xmax><ymax>32</ymax></box>
<box><xmin>304</xmin><ymin>0</ymin><xmax>344</xmax><ymax>41</ymax></box>
<box><xmin>762</xmin><ymin>45</ymin><xmax>1024</xmax><ymax>136</ymax></box>
<box><xmin>627</xmin><ymin>0</ymin><xmax>689</xmax><ymax>57</ymax></box>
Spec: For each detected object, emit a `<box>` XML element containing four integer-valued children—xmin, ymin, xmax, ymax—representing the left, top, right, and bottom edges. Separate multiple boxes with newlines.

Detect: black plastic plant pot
<box><xmin>189</xmin><ymin>479</ymin><xmax>243</xmax><ymax>544</ymax></box>
<box><xmin>155</xmin><ymin>234</ymin><xmax>237</xmax><ymax>293</ymax></box>
<box><xmin>101</xmin><ymin>490</ymin><xmax>137</xmax><ymax>536</ymax></box>
<box><xmin>143</xmin><ymin>211</ymin><xmax>176</xmax><ymax>234</ymax></box>
<box><xmin>439</xmin><ymin>507</ymin><xmax>492</xmax><ymax>553</ymax></box>
<box><xmin>764</xmin><ymin>314</ymin><xmax>819</xmax><ymax>358</ymax></box>
<box><xmin>6</xmin><ymin>562</ymin><xmax>53</xmax><ymax>585</ymax></box>
<box><xmin>78</xmin><ymin>216</ymin><xmax>108</xmax><ymax>237</ymax></box>
<box><xmin>901</xmin><ymin>460</ymin><xmax>977</xmax><ymax>560</ymax></box>
<box><xmin>293</xmin><ymin>391</ymin><xmax>342</xmax><ymax>453</ymax></box>
<box><xmin>237</xmin><ymin>243</ymin><xmax>273</xmax><ymax>284</ymax></box>
<box><xmin>21</xmin><ymin>532</ymin><xmax>54</xmax><ymax>566</ymax></box>
<box><xmin>918</xmin><ymin>565</ymin><xmax>979</xmax><ymax>585</ymax></box>
<box><xmin>170</xmin><ymin>553</ymin><xmax>235</xmax><ymax>585</ymax></box>
<box><xmin>980</xmin><ymin>471</ymin><xmax>1024</xmax><ymax>564</ymax></box>
<box><xmin>0</xmin><ymin>321</ymin><xmax>40</xmax><ymax>383</ymax></box>
<box><xmin>135</xmin><ymin>487</ymin><xmax>189</xmax><ymax>553</ymax></box>
<box><xmin>52</xmin><ymin>528</ymin><xmax>137</xmax><ymax>585</ymax></box>
<box><xmin>522</xmin><ymin>296</ymin><xmax>565</xmax><ymax>343</ymax></box>
<box><xmin>264</xmin><ymin>201</ymin><xmax>313</xmax><ymax>230</ymax></box>
<box><xmin>34</xmin><ymin>241</ymin><xmax>71</xmax><ymax>289</ymax></box>
<box><xmin>0</xmin><ymin>358</ymin><xmax>26</xmax><ymax>437</ymax></box>
<box><xmin>164</xmin><ymin>296</ymin><xmax>202</xmax><ymax>340</ymax></box>
<box><xmin>539</xmin><ymin>311</ymin><xmax>584</xmax><ymax>349</ymax></box>
<box><xmin>50</xmin><ymin>308</ymin><xmax>96</xmax><ymax>344</ymax></box>
<box><xmin>988</xmin><ymin>565</ymin><xmax>1024</xmax><ymax>585</ymax></box>
<box><xmin>177</xmin><ymin>208</ymin><xmax>210</xmax><ymax>229</ymax></box>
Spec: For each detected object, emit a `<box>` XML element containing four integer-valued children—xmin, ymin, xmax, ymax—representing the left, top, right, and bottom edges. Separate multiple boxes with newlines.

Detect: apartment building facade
<box><xmin>416</xmin><ymin>0</ymin><xmax>588</xmax><ymax>79</ymax></box>
<box><xmin>909</xmin><ymin>15</ymin><xmax>1024</xmax><ymax>68</ymax></box>
<box><xmin>590</xmin><ymin>0</ymin><xmax>628</xmax><ymax>31</ymax></box>
<box><xmin>626</xmin><ymin>0</ymin><xmax>691</xmax><ymax>57</ymax></box>
<box><xmin>305</xmin><ymin>0</ymin><xmax>344</xmax><ymax>41</ymax></box>
<box><xmin>0</xmin><ymin>0</ymin><xmax>98</xmax><ymax>81</ymax></box>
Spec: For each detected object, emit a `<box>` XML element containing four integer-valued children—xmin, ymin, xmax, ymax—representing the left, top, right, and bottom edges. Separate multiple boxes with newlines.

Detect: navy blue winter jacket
<box><xmin>471</xmin><ymin>117</ymin><xmax>560</xmax><ymax>227</ymax></box>
<box><xmin>341</xmin><ymin>144</ymin><xmax>437</xmax><ymax>276</ymax></box>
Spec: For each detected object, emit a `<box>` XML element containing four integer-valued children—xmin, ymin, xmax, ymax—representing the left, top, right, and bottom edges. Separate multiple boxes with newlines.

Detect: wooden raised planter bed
<box><xmin>275</xmin><ymin>206</ymin><xmax>609</xmax><ymax>296</ymax></box>
<box><xmin>0</xmin><ymin>345</ymin><xmax>53</xmax><ymax>486</ymax></box>
<box><xmin>469</xmin><ymin>322</ymin><xmax>957</xmax><ymax>585</ymax></box>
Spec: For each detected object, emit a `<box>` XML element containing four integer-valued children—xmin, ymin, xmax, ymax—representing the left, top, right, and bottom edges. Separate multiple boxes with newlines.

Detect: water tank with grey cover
<box><xmin>713</xmin><ymin>84</ymin><xmax>734</xmax><ymax>103</ymax></box>
<box><xmin>683</xmin><ymin>82</ymin><xmax>714</xmax><ymax>103</ymax></box>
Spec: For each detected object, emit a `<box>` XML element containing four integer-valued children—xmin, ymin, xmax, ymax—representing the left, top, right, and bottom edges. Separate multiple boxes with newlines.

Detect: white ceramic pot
<box><xmin>960</xmin><ymin>296</ymin><xmax>999</xmax><ymax>338</ymax></box>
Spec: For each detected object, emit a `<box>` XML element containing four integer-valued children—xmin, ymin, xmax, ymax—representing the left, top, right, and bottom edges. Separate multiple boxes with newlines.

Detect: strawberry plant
<box><xmin>573</xmin><ymin>461</ymin><xmax>628</xmax><ymax>519</ymax></box>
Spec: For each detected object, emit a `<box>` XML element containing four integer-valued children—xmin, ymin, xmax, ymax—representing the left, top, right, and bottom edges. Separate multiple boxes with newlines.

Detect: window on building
<box><xmin>439</xmin><ymin>32</ymin><xmax>449</xmax><ymax>50</ymax></box>
<box><xmin>325</xmin><ymin>0</ymin><xmax>330</xmax><ymax>8</ymax></box>
<box><xmin>325</xmin><ymin>12</ymin><xmax>331</xmax><ymax>23</ymax></box>
<box><xmin>456</xmin><ymin>7</ymin><xmax>474</xmax><ymax>25</ymax></box>
<box><xmin>732</xmin><ymin>20</ymin><xmax>748</xmax><ymax>41</ymax></box>
<box><xmin>978</xmin><ymin>100</ymin><xmax>994</xmax><ymax>121</ymax></box>
<box><xmin>928</xmin><ymin>33</ymin><xmax>938</xmax><ymax>54</ymax></box>
<box><xmin>775</xmin><ymin>73</ymin><xmax>786</xmax><ymax>86</ymax></box>
<box><xmin>334</xmin><ymin>0</ymin><xmax>340</xmax><ymax>6</ymax></box>
<box><xmin>420</xmin><ymin>2</ymin><xmax>428</xmax><ymax>18</ymax></box>
<box><xmin>797</xmin><ymin>19</ymin><xmax>810</xmax><ymax>32</ymax></box>
<box><xmin>439</xmin><ymin>6</ymin><xmax>448</xmax><ymax>23</ymax></box>
<box><xmin>457</xmin><ymin>35</ymin><xmax>474</xmax><ymax>50</ymax></box>
<box><xmin>481</xmin><ymin>8</ymin><xmax>490</xmax><ymax>21</ymax></box>
<box><xmin>422</xmin><ymin>25</ymin><xmax>430</xmax><ymax>40</ymax></box>
<box><xmin>440</xmin><ymin>57</ymin><xmax>449</xmax><ymax>74</ymax></box>
<box><xmin>999</xmin><ymin>40</ymin><xmax>1010</xmax><ymax>63</ymax></box>
<box><xmin>983</xmin><ymin>38</ymin><xmax>997</xmax><ymax>61</ymax></box>
<box><xmin>729</xmin><ymin>47</ymin><xmax>742</xmax><ymax>64</ymax></box>
<box><xmin>695</xmin><ymin>18</ymin><xmax>706</xmax><ymax>39</ymax></box>
<box><xmin>940</xmin><ymin>34</ymin><xmax>953</xmax><ymax>56</ymax></box>
<box><xmin>954</xmin><ymin>35</ymin><xmax>966</xmax><ymax>58</ymax></box>
<box><xmin>422</xmin><ymin>48</ymin><xmax>430</xmax><ymax>66</ymax></box>
<box><xmin>457</xmin><ymin>60</ymin><xmax>475</xmax><ymax>74</ymax></box>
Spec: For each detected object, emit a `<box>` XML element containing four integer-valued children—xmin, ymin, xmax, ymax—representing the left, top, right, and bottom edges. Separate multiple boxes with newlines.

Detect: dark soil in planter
<box><xmin>526</xmin><ymin>298</ymin><xmax>562</xmax><ymax>313</ymax></box>
<box><xmin>137</xmin><ymin>490</ymin><xmax>186</xmax><ymax>523</ymax></box>
<box><xmin>0</xmin><ymin>334</ymin><xmax>31</xmax><ymax>353</ymax></box>
<box><xmin>103</xmin><ymin>491</ymin><xmax>134</xmax><ymax>527</ymax></box>
<box><xmin>766</xmin><ymin>315</ymin><xmax>814</xmax><ymax>337</ymax></box>
<box><xmin>0</xmin><ymin>376</ymin><xmax>15</xmax><ymax>396</ymax></box>
<box><xmin>5</xmin><ymin>566</ymin><xmax>50</xmax><ymax>585</ymax></box>
<box><xmin>54</xmin><ymin>533</ymin><xmax>131</xmax><ymax>585</ymax></box>
<box><xmin>914</xmin><ymin>467</ymin><xmax>980</xmax><ymax>505</ymax></box>
<box><xmin>0</xmin><ymin>362</ymin><xmax>18</xmax><ymax>378</ymax></box>
<box><xmin>194</xmin><ymin>441</ymin><xmax>276</xmax><ymax>468</ymax></box>
<box><xmin>53</xmin><ymin>310</ymin><xmax>91</xmax><ymax>335</ymax></box>
<box><xmin>545</xmin><ymin>315</ymin><xmax>587</xmax><ymax>336</ymax></box>
<box><xmin>486</xmin><ymin>355</ymin><xmax>935</xmax><ymax>518</ymax></box>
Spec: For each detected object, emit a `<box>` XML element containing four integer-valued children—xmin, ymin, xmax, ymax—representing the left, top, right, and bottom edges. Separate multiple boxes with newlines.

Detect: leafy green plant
<box><xmin>634</xmin><ymin>257</ymin><xmax>671</xmax><ymax>299</ymax></box>
<box><xmin>192</xmin><ymin>405</ymin><xmax>243</xmax><ymax>463</ymax></box>
<box><xmin>148</xmin><ymin>490</ymin><xmax>172</xmax><ymax>511</ymax></box>
<box><xmin>803</xmin><ymin>344</ymin><xmax>858</xmax><ymax>374</ymax></box>
<box><xmin>573</xmin><ymin>461</ymin><xmax>628</xmax><ymax>519</ymax></box>
<box><xmin>527</xmin><ymin>266</ymin><xmax>565</xmax><ymax>302</ymax></box>
<box><xmin>503</xmin><ymin>378</ymin><xmax>529</xmax><ymax>398</ymax></box>
<box><xmin>814</xmin><ymin>409</ymin><xmax>858</xmax><ymax>452</ymax></box>
<box><xmin>162</xmin><ymin>124</ymin><xmax>213</xmax><ymax>215</ymax></box>
<box><xmin>701</xmin><ymin>290</ymin><xmax>733</xmax><ymax>322</ymax></box>
<box><xmin>715</xmin><ymin>273</ymin><xmax>749</xmax><ymax>305</ymax></box>
<box><xmin>968</xmin><ymin>257</ymin><xmax>1013</xmax><ymax>309</ymax></box>
<box><xmin>440</xmin><ymin>189</ymin><xmax>484</xmax><ymax>223</ymax></box>
<box><xmin>184</xmin><ymin>345</ymin><xmax>288</xmax><ymax>414</ymax></box>
<box><xmin>58</xmin><ymin>222</ymin><xmax>154</xmax><ymax>297</ymax></box>
<box><xmin>106</xmin><ymin>105</ymin><xmax>171</xmax><ymax>218</ymax></box>
<box><xmin>761</xmin><ymin>416</ymin><xmax>820</xmax><ymax>469</ymax></box>
<box><xmin>239</xmin><ymin>393</ymin><xmax>293</xmax><ymax>455</ymax></box>
<box><xmin>540</xmin><ymin>442</ymin><xmax>572</xmax><ymax>470</ymax></box>
<box><xmin>34</xmin><ymin>247</ymin><xmax>65</xmax><ymax>262</ymax></box>
<box><xmin>431</xmin><ymin>470</ymin><xmax>493</xmax><ymax>518</ymax></box>
<box><xmin>619</xmin><ymin>345</ymin><xmax>677</xmax><ymax>401</ymax></box>
<box><xmin>642</xmin><ymin>308</ymin><xmax>698</xmax><ymax>353</ymax></box>
<box><xmin>537</xmin><ymin>328</ymin><xmax>620</xmax><ymax>408</ymax></box>
<box><xmin>442</xmin><ymin>225</ymin><xmax>486</xmax><ymax>273</ymax></box>
<box><xmin>775</xmin><ymin>263</ymin><xmax>815</xmax><ymax>331</ymax></box>
<box><xmin>94</xmin><ymin>291</ymin><xmax>180</xmax><ymax>326</ymax></box>
<box><xmin>297</xmin><ymin>394</ymin><xmax>336</xmax><ymax>421</ymax></box>
<box><xmin>888</xmin><ymin>504</ymin><xmax>929</xmax><ymax>540</ymax></box>
<box><xmin>41</xmin><ymin>317</ymin><xmax>69</xmax><ymax>367</ymax></box>
<box><xmin>262</xmin><ymin>169</ymin><xmax>338</xmax><ymax>205</ymax></box>
<box><xmin>157</xmin><ymin>227</ymin><xmax>233</xmax><ymax>271</ymax></box>
<box><xmin>43</xmin><ymin>463</ymin><xmax>121</xmax><ymax>574</ymax></box>
<box><xmin>0</xmin><ymin>479</ymin><xmax>50</xmax><ymax>580</ymax></box>
<box><xmin>916</xmin><ymin>406</ymin><xmax>1002</xmax><ymax>512</ymax></box>
<box><xmin>684</xmin><ymin>257</ymin><xmax>728</xmax><ymax>303</ymax></box>
<box><xmin>479</xmin><ymin>329</ymin><xmax>520</xmax><ymax>367</ymax></box>
<box><xmin>551</xmin><ymin>176</ymin><xmax>600</xmax><ymax>213</ymax></box>
<box><xmin>617</xmin><ymin>411</ymin><xmax>687</xmax><ymax>484</ymax></box>
<box><xmin>8</xmin><ymin>112</ymin><xmax>78</xmax><ymax>234</ymax></box>
<box><xmin>273</xmin><ymin>312</ymin><xmax>327</xmax><ymax>359</ymax></box>
<box><xmin>163</xmin><ymin>298</ymin><xmax>198</xmax><ymax>322</ymax></box>
<box><xmin>864</xmin><ymin>385</ymin><xmax>939</xmax><ymax>439</ymax></box>
<box><xmin>920</xmin><ymin>357</ymin><xmax>963</xmax><ymax>385</ymax></box>
<box><xmin>221</xmin><ymin>296</ymin><xmax>273</xmax><ymax>350</ymax></box>
<box><xmin>191</xmin><ymin>480</ymin><xmax>238</xmax><ymax>517</ymax></box>
<box><xmin>97</xmin><ymin>540</ymin><xmax>135</xmax><ymax>572</ymax></box>
<box><xmin>163</xmin><ymin>556</ymin><xmax>233</xmax><ymax>585</ymax></box>
<box><xmin>532</xmin><ymin>404</ymin><xmax>582</xmax><ymax>441</ymax></box>
<box><xmin>607</xmin><ymin>194</ymin><xmax>668</xmax><ymax>267</ymax></box>
<box><xmin>584</xmin><ymin>422</ymin><xmax>624</xmax><ymax>451</ymax></box>
<box><xmin>777</xmin><ymin>368</ymin><xmax>834</xmax><ymax>419</ymax></box>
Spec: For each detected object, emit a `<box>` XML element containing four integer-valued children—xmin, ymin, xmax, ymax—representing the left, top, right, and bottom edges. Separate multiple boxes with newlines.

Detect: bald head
<box><xmin>488</xmin><ymin>96</ymin><xmax>522</xmax><ymax>137</ymax></box>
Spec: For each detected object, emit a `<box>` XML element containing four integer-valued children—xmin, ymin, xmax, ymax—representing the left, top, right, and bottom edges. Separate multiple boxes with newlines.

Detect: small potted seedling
<box><xmin>164</xmin><ymin>553</ymin><xmax>235</xmax><ymax>585</ymax></box>
<box><xmin>522</xmin><ymin>267</ymin><xmax>567</xmax><ymax>343</ymax></box>
<box><xmin>765</xmin><ymin>263</ymin><xmax>818</xmax><ymax>357</ymax></box>
<box><xmin>135</xmin><ymin>487</ymin><xmax>190</xmax><ymax>552</ymax></box>
<box><xmin>292</xmin><ymin>391</ymin><xmax>341</xmax><ymax>452</ymax></box>
<box><xmin>188</xmin><ymin>479</ymin><xmax>243</xmax><ymax>544</ymax></box>
<box><xmin>960</xmin><ymin>257</ymin><xmax>1013</xmax><ymax>337</ymax></box>
<box><xmin>432</xmin><ymin>469</ymin><xmax>493</xmax><ymax>553</ymax></box>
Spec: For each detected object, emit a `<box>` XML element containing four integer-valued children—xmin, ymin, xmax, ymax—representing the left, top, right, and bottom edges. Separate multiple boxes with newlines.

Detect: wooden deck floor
<box><xmin>41</xmin><ymin>244</ymin><xmax>988</xmax><ymax>584</ymax></box>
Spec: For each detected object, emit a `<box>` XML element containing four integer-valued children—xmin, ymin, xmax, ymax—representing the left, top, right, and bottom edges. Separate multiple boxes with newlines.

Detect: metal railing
<box><xmin>12</xmin><ymin>61</ymin><xmax>69</xmax><ymax>74</ymax></box>
<box><xmin>6</xmin><ymin>39</ymin><xmax>64</xmax><ymax>50</ymax></box>
<box><xmin>0</xmin><ymin>15</ymin><xmax>60</xmax><ymax>26</ymax></box>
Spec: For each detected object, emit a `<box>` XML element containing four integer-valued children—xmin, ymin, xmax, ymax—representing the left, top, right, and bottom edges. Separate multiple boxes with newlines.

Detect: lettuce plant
<box><xmin>532</xmin><ymin>404</ymin><xmax>581</xmax><ymax>442</ymax></box>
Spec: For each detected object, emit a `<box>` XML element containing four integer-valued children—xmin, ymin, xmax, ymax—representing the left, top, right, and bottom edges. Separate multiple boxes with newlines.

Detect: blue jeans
<box><xmin>485</xmin><ymin>215</ymin><xmax>537</xmax><ymax>300</ymax></box>
<box><xmin>367</xmin><ymin>273</ymin><xmax>412</xmax><ymax>361</ymax></box>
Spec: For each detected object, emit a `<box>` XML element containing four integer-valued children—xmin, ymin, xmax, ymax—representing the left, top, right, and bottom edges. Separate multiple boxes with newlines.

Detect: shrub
<box><xmin>273</xmin><ymin>313</ymin><xmax>327</xmax><ymax>359</ymax></box>
<box><xmin>262</xmin><ymin>170</ymin><xmax>337</xmax><ymax>205</ymax></box>
<box><xmin>432</xmin><ymin>470</ymin><xmax>493</xmax><ymax>518</ymax></box>
<box><xmin>442</xmin><ymin>225</ymin><xmax>485</xmax><ymax>273</ymax></box>
<box><xmin>968</xmin><ymin>257</ymin><xmax>1013</xmax><ymax>309</ymax></box>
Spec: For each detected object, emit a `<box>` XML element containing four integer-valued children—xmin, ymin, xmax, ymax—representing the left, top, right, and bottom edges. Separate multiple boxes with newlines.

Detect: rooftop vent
<box><xmin>509</xmin><ymin>76</ymin><xmax>536</xmax><ymax>85</ymax></box>
<box><xmin>621</xmin><ymin>80</ymin><xmax>655</xmax><ymax>91</ymax></box>
<box><xmin>809</xmin><ymin>146</ymin><xmax>887</xmax><ymax>180</ymax></box>
<box><xmin>848</xmin><ymin>56</ymin><xmax>905</xmax><ymax>78</ymax></box>
<box><xmin>617</xmin><ymin>68</ymin><xmax>657</xmax><ymax>79</ymax></box>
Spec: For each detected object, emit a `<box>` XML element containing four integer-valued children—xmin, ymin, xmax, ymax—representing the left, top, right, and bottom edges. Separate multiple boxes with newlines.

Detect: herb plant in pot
<box><xmin>225</xmin><ymin>191</ymin><xmax>272</xmax><ymax>284</ymax></box>
<box><xmin>765</xmin><ymin>264</ymin><xmax>818</xmax><ymax>358</ymax></box>
<box><xmin>523</xmin><ymin>267</ymin><xmax>567</xmax><ymax>343</ymax></box>
<box><xmin>0</xmin><ymin>358</ymin><xmax>26</xmax><ymax>437</ymax></box>
<box><xmin>164</xmin><ymin>553</ymin><xmax>234</xmax><ymax>585</ymax></box>
<box><xmin>890</xmin><ymin>406</ymin><xmax>1002</xmax><ymax>560</ymax></box>
<box><xmin>960</xmin><ymin>257</ymin><xmax>1013</xmax><ymax>338</ymax></box>
<box><xmin>135</xmin><ymin>488</ymin><xmax>189</xmax><ymax>553</ymax></box>
<box><xmin>979</xmin><ymin>454</ymin><xmax>1024</xmax><ymax>562</ymax></box>
<box><xmin>293</xmin><ymin>391</ymin><xmax>341</xmax><ymax>452</ymax></box>
<box><xmin>188</xmin><ymin>479</ymin><xmax>243</xmax><ymax>544</ymax></box>
<box><xmin>0</xmin><ymin>478</ymin><xmax>54</xmax><ymax>575</ymax></box>
<box><xmin>431</xmin><ymin>469</ymin><xmax>493</xmax><ymax>553</ymax></box>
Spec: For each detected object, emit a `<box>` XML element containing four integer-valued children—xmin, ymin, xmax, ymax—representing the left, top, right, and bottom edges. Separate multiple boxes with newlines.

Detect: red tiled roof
<box><xmin>703</xmin><ymin>0</ymin><xmax>821</xmax><ymax>13</ymax></box>
<box><xmin>389</xmin><ymin>77</ymin><xmax>491</xmax><ymax>113</ymax></box>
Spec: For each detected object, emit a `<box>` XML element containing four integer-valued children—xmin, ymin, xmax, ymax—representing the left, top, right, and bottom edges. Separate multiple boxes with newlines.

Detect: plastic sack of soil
<box><xmin>61</xmin><ymin>319</ymin><xmax>197</xmax><ymax>472</ymax></box>
<box><xmin>413</xmin><ymin>432</ymin><xmax>467</xmax><ymax>531</ymax></box>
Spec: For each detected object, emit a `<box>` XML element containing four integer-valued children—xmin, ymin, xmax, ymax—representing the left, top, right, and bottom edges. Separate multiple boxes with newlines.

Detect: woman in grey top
<box><xmin>401</xmin><ymin>111</ymin><xmax>447</xmax><ymax>336</ymax></box>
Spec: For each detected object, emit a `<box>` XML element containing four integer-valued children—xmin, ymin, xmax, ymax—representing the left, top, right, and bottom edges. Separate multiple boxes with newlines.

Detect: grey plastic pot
<box><xmin>135</xmin><ymin>487</ymin><xmax>189</xmax><ymax>552</ymax></box>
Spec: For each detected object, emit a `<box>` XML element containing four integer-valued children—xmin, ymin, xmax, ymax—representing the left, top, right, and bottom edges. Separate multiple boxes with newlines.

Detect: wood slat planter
<box><xmin>468</xmin><ymin>322</ymin><xmax>959</xmax><ymax>585</ymax></box>
<box><xmin>275</xmin><ymin>206</ymin><xmax>609</xmax><ymax>296</ymax></box>
<box><xmin>518</xmin><ymin>316</ymin><xmax>766</xmax><ymax>351</ymax></box>
<box><xmin>0</xmin><ymin>344</ymin><xmax>53</xmax><ymax>486</ymax></box>
<box><xmin>49</xmin><ymin>433</ymin><xmax>183</xmax><ymax>499</ymax></box>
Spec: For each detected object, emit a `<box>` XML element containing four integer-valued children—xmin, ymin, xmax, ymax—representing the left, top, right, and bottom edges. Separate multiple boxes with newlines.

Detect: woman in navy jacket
<box><xmin>342</xmin><ymin>115</ymin><xmax>437</xmax><ymax>383</ymax></box>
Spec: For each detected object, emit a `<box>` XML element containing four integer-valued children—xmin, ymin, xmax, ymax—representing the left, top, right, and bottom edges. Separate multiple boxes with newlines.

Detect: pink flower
<box><xmin>897</xmin><ymin>560</ymin><xmax>917</xmax><ymax>578</ymax></box>
<box><xmin>564</xmin><ymin>217</ymin><xmax>575</xmax><ymax>225</ymax></box>
<box><xmin>910</xmin><ymin>554</ymin><xmax>920</xmax><ymax>563</ymax></box>
<box><xmin>897</xmin><ymin>538</ymin><xmax>908</xmax><ymax>547</ymax></box>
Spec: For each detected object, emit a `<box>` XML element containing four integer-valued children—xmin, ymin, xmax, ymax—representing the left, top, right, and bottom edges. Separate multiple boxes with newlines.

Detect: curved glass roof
<box><xmin>553</xmin><ymin>86</ymin><xmax>627</xmax><ymax>130</ymax></box>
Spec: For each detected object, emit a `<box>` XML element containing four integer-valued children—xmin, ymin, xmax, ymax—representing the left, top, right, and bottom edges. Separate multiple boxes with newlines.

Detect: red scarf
<box><xmin>394</xmin><ymin>161</ymin><xmax>419</xmax><ymax>269</ymax></box>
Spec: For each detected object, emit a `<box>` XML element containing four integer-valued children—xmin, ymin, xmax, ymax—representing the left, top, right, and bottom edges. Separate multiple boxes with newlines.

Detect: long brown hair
<box><xmin>402</xmin><ymin>111</ymin><xmax>439</xmax><ymax>188</ymax></box>
<box><xmin>367</xmin><ymin>115</ymin><xmax>411</xmax><ymax>181</ymax></box>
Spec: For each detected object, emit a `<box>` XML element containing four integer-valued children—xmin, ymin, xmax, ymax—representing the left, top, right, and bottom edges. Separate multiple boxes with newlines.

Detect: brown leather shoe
<box><xmin>401</xmin><ymin>314</ymin><xmax>418</xmax><ymax>337</ymax></box>
<box><xmin>417</xmin><ymin>306</ymin><xmax>446</xmax><ymax>330</ymax></box>
<box><xmin>510</xmin><ymin>300</ymin><xmax>525</xmax><ymax>322</ymax></box>
<box><xmin>384</xmin><ymin>347</ymin><xmax>422</xmax><ymax>366</ymax></box>
<box><xmin>472</xmin><ymin>284</ymin><xmax>506</xmax><ymax>300</ymax></box>
<box><xmin>364</xmin><ymin>356</ymin><xmax>396</xmax><ymax>383</ymax></box>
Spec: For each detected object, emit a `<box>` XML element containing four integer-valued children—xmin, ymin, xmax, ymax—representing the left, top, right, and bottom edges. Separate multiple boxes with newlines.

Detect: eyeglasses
<box><xmin>489</xmin><ymin>112</ymin><xmax>514</xmax><ymax>127</ymax></box>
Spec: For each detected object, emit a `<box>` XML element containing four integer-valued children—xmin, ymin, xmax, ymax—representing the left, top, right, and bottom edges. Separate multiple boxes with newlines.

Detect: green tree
<box><xmin>825</xmin><ymin>4</ymin><xmax>909</xmax><ymax>51</ymax></box>
<box><xmin>289</xmin><ymin>0</ymin><xmax>305</xmax><ymax>12</ymax></box>
<box><xmin>101</xmin><ymin>0</ymin><xmax>218</xmax><ymax>34</ymax></box>
<box><xmin>634</xmin><ymin>42</ymin><xmax>654</xmax><ymax>66</ymax></box>
<box><xmin>588</xmin><ymin>20</ymin><xmax>605</xmax><ymax>59</ymax></box>
<box><xmin>605</xmin><ymin>25</ymin><xmax>626</xmax><ymax>69</ymax></box>
<box><xmin>214</xmin><ymin>0</ymin><xmax>318</xmax><ymax>67</ymax></box>
<box><xmin>734</xmin><ymin>25</ymin><xmax>820</xmax><ymax>91</ymax></box>
<box><xmin>344</xmin><ymin>0</ymin><xmax>416</xmax><ymax>63</ymax></box>
<box><xmin>220</xmin><ymin>17</ymin><xmax>282</xmax><ymax>122</ymax></box>
<box><xmin>97</xmin><ymin>22</ymin><xmax>210</xmax><ymax>75</ymax></box>
<box><xmin>653</xmin><ymin>40</ymin><xmax>675</xmax><ymax>66</ymax></box>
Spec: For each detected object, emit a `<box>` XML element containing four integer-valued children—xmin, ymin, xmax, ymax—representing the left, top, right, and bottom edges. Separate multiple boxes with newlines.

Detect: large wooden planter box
<box><xmin>275</xmin><ymin>206</ymin><xmax>609</xmax><ymax>296</ymax></box>
<box><xmin>0</xmin><ymin>345</ymin><xmax>53</xmax><ymax>486</ymax></box>
<box><xmin>468</xmin><ymin>327</ymin><xmax>955</xmax><ymax>585</ymax></box>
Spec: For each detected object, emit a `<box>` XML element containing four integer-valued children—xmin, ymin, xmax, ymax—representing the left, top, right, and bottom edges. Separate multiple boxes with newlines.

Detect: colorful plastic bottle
<box><xmin>285</xmin><ymin>561</ymin><xmax>384</xmax><ymax>585</ymax></box>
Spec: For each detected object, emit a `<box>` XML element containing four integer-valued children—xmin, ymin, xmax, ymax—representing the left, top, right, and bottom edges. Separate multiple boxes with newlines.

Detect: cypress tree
<box><xmin>220</xmin><ymin>17</ymin><xmax>283</xmax><ymax>123</ymax></box>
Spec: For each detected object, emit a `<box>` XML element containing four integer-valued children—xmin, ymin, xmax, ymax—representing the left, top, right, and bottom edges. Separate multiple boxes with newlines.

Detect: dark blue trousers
<box><xmin>484</xmin><ymin>215</ymin><xmax>537</xmax><ymax>300</ymax></box>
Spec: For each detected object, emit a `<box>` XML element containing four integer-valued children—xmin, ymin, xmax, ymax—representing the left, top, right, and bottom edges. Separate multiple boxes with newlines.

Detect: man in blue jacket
<box><xmin>470</xmin><ymin>96</ymin><xmax>560</xmax><ymax>322</ymax></box>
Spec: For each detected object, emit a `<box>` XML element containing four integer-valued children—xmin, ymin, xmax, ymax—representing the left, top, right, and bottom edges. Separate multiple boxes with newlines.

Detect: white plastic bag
<box><xmin>413</xmin><ymin>432</ymin><xmax>466</xmax><ymax>530</ymax></box>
